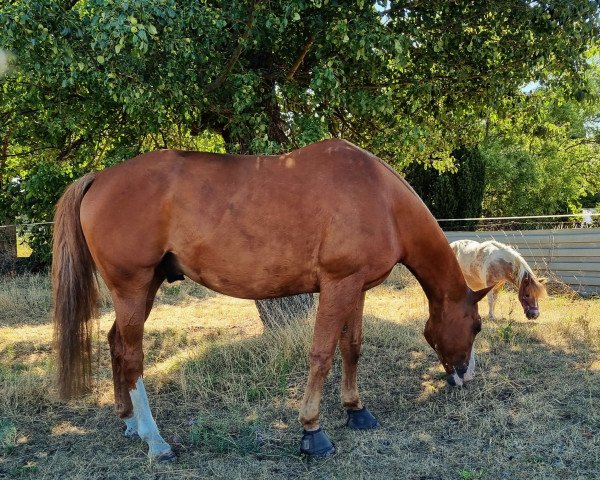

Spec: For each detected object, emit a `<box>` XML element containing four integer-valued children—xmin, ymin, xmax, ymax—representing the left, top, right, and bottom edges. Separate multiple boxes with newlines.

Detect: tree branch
<box><xmin>205</xmin><ymin>2</ymin><xmax>260</xmax><ymax>93</ymax></box>
<box><xmin>56</xmin><ymin>135</ymin><xmax>86</xmax><ymax>161</ymax></box>
<box><xmin>0</xmin><ymin>126</ymin><xmax>12</xmax><ymax>185</ymax></box>
<box><xmin>562</xmin><ymin>138</ymin><xmax>600</xmax><ymax>152</ymax></box>
<box><xmin>286</xmin><ymin>35</ymin><xmax>314</xmax><ymax>81</ymax></box>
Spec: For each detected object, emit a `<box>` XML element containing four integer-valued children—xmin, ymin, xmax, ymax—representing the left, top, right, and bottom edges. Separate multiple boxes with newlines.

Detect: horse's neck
<box><xmin>392</xmin><ymin>186</ymin><xmax>467</xmax><ymax>304</ymax></box>
<box><xmin>403</xmin><ymin>232</ymin><xmax>467</xmax><ymax>304</ymax></box>
<box><xmin>495</xmin><ymin>249</ymin><xmax>526</xmax><ymax>287</ymax></box>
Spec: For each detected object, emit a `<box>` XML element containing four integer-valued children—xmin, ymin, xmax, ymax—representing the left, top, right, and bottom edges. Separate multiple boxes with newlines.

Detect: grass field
<box><xmin>0</xmin><ymin>269</ymin><xmax>598</xmax><ymax>479</ymax></box>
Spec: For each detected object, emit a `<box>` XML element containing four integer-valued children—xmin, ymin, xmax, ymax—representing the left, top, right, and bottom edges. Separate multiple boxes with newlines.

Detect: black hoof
<box><xmin>300</xmin><ymin>428</ymin><xmax>336</xmax><ymax>458</ymax></box>
<box><xmin>346</xmin><ymin>406</ymin><xmax>380</xmax><ymax>430</ymax></box>
<box><xmin>156</xmin><ymin>450</ymin><xmax>177</xmax><ymax>462</ymax></box>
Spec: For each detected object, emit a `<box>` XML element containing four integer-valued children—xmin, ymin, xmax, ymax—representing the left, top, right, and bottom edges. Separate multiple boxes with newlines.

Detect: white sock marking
<box><xmin>123</xmin><ymin>415</ymin><xmax>138</xmax><ymax>437</ymax></box>
<box><xmin>129</xmin><ymin>377</ymin><xmax>172</xmax><ymax>458</ymax></box>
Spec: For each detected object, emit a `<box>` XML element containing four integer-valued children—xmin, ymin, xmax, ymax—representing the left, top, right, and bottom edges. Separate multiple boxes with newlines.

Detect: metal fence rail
<box><xmin>444</xmin><ymin>228</ymin><xmax>600</xmax><ymax>296</ymax></box>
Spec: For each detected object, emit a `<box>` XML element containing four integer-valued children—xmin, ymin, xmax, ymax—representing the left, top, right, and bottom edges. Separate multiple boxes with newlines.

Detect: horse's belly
<box><xmin>173</xmin><ymin>229</ymin><xmax>396</xmax><ymax>300</ymax></box>
<box><xmin>172</xmin><ymin>239</ymin><xmax>318</xmax><ymax>299</ymax></box>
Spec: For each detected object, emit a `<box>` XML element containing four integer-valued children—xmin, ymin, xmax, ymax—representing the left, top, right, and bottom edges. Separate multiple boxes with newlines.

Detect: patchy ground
<box><xmin>0</xmin><ymin>270</ymin><xmax>598</xmax><ymax>479</ymax></box>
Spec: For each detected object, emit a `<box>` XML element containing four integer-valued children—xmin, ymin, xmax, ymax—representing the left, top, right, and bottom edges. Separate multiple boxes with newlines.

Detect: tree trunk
<box><xmin>255</xmin><ymin>293</ymin><xmax>316</xmax><ymax>329</ymax></box>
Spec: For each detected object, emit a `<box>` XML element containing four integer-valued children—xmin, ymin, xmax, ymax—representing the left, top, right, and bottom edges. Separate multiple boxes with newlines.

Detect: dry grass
<box><xmin>0</xmin><ymin>270</ymin><xmax>599</xmax><ymax>480</ymax></box>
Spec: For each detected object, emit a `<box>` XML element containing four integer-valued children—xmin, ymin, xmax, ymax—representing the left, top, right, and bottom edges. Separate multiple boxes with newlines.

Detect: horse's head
<box><xmin>518</xmin><ymin>272</ymin><xmax>547</xmax><ymax>319</ymax></box>
<box><xmin>423</xmin><ymin>286</ymin><xmax>493</xmax><ymax>386</ymax></box>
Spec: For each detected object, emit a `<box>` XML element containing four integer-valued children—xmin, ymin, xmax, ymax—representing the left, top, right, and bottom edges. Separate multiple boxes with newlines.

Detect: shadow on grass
<box><xmin>0</xmin><ymin>275</ymin><xmax>217</xmax><ymax>328</ymax></box>
<box><xmin>161</xmin><ymin>313</ymin><xmax>599</xmax><ymax>478</ymax></box>
<box><xmin>2</xmin><ymin>311</ymin><xmax>599</xmax><ymax>479</ymax></box>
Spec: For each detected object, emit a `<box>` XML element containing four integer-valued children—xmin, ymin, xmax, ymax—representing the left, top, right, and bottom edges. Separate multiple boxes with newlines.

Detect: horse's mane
<box><xmin>488</xmin><ymin>240</ymin><xmax>547</xmax><ymax>298</ymax></box>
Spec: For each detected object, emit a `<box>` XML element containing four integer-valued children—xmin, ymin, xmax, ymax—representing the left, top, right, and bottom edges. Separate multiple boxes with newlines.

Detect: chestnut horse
<box><xmin>450</xmin><ymin>239</ymin><xmax>547</xmax><ymax>320</ymax></box>
<box><xmin>52</xmin><ymin>139</ymin><xmax>492</xmax><ymax>460</ymax></box>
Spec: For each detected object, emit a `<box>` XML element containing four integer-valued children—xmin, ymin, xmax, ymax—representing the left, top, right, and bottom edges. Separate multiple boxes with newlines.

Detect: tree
<box><xmin>1</xmin><ymin>0</ymin><xmax>598</xmax><ymax>323</ymax></box>
<box><xmin>404</xmin><ymin>146</ymin><xmax>486</xmax><ymax>226</ymax></box>
<box><xmin>480</xmin><ymin>78</ymin><xmax>600</xmax><ymax>219</ymax></box>
<box><xmin>2</xmin><ymin>1</ymin><xmax>597</xmax><ymax>170</ymax></box>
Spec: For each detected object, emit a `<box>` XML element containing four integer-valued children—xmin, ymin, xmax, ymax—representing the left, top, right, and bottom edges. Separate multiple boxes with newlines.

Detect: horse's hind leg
<box><xmin>108</xmin><ymin>271</ymin><xmax>164</xmax><ymax>438</ymax></box>
<box><xmin>108</xmin><ymin>271</ymin><xmax>173</xmax><ymax>460</ymax></box>
<box><xmin>298</xmin><ymin>274</ymin><xmax>364</xmax><ymax>457</ymax></box>
<box><xmin>339</xmin><ymin>292</ymin><xmax>380</xmax><ymax>429</ymax></box>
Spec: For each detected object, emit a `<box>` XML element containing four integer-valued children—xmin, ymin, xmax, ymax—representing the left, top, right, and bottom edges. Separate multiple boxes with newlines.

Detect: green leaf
<box><xmin>96</xmin><ymin>55</ymin><xmax>105</xmax><ymax>64</ymax></box>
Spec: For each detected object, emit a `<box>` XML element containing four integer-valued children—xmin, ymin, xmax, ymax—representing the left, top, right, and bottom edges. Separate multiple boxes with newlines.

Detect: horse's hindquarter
<box><xmin>81</xmin><ymin>141</ymin><xmax>401</xmax><ymax>298</ymax></box>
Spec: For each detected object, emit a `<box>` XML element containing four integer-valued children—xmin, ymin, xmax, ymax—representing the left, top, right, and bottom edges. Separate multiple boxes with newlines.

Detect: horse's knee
<box><xmin>310</xmin><ymin>351</ymin><xmax>333</xmax><ymax>376</ymax></box>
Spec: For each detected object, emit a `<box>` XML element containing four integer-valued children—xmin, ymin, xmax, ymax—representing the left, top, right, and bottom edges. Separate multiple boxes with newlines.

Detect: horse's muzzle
<box><xmin>525</xmin><ymin>307</ymin><xmax>539</xmax><ymax>319</ymax></box>
<box><xmin>446</xmin><ymin>350</ymin><xmax>476</xmax><ymax>387</ymax></box>
<box><xmin>447</xmin><ymin>363</ymin><xmax>468</xmax><ymax>387</ymax></box>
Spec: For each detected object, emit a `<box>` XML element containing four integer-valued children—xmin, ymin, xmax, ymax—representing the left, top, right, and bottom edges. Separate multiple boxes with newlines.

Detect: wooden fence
<box><xmin>444</xmin><ymin>228</ymin><xmax>600</xmax><ymax>297</ymax></box>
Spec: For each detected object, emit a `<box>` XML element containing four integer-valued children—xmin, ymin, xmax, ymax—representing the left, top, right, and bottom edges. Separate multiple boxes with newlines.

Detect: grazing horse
<box><xmin>52</xmin><ymin>139</ymin><xmax>492</xmax><ymax>460</ymax></box>
<box><xmin>450</xmin><ymin>239</ymin><xmax>547</xmax><ymax>320</ymax></box>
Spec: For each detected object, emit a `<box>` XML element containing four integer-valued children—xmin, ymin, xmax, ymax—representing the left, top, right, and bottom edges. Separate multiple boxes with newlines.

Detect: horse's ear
<box><xmin>467</xmin><ymin>285</ymin><xmax>495</xmax><ymax>304</ymax></box>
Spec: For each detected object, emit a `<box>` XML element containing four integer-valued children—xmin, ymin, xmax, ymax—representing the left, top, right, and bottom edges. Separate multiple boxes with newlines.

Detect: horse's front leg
<box><xmin>339</xmin><ymin>292</ymin><xmax>380</xmax><ymax>430</ymax></box>
<box><xmin>298</xmin><ymin>274</ymin><xmax>364</xmax><ymax>457</ymax></box>
<box><xmin>111</xmin><ymin>286</ymin><xmax>174</xmax><ymax>461</ymax></box>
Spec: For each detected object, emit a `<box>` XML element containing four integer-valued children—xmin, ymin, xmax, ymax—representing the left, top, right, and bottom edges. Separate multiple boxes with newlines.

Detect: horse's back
<box><xmin>79</xmin><ymin>140</ymin><xmax>406</xmax><ymax>297</ymax></box>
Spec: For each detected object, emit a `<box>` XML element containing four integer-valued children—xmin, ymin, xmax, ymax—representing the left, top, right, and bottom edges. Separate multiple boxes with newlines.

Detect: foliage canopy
<box><xmin>0</xmin><ymin>0</ymin><xmax>599</xmax><ymax>261</ymax></box>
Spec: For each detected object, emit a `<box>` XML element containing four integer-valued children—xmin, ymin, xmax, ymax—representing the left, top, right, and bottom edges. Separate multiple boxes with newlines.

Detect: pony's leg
<box><xmin>111</xmin><ymin>278</ymin><xmax>173</xmax><ymax>460</ymax></box>
<box><xmin>298</xmin><ymin>274</ymin><xmax>363</xmax><ymax>456</ymax></box>
<box><xmin>109</xmin><ymin>272</ymin><xmax>164</xmax><ymax>438</ymax></box>
<box><xmin>488</xmin><ymin>285</ymin><xmax>501</xmax><ymax>320</ymax></box>
<box><xmin>339</xmin><ymin>292</ymin><xmax>380</xmax><ymax>429</ymax></box>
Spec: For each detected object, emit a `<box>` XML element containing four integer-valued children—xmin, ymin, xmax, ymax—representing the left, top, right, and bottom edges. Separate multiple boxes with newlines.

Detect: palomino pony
<box><xmin>450</xmin><ymin>239</ymin><xmax>547</xmax><ymax>320</ymax></box>
<box><xmin>52</xmin><ymin>139</ymin><xmax>492</xmax><ymax>460</ymax></box>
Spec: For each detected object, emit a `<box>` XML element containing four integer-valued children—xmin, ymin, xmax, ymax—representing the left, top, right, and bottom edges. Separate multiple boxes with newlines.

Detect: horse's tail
<box><xmin>52</xmin><ymin>173</ymin><xmax>98</xmax><ymax>400</ymax></box>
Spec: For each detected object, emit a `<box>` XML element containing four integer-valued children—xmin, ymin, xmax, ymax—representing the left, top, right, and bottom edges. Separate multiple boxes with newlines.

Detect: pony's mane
<box><xmin>488</xmin><ymin>240</ymin><xmax>547</xmax><ymax>298</ymax></box>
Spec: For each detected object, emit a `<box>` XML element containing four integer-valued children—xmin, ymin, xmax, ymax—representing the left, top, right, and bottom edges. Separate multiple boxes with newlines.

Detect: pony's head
<box><xmin>518</xmin><ymin>271</ymin><xmax>547</xmax><ymax>319</ymax></box>
<box><xmin>423</xmin><ymin>286</ymin><xmax>493</xmax><ymax>386</ymax></box>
